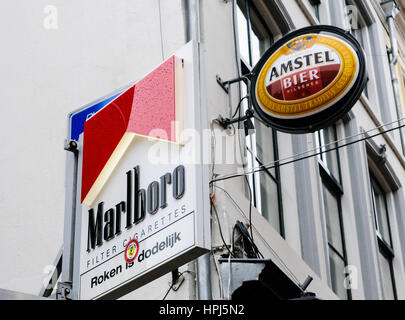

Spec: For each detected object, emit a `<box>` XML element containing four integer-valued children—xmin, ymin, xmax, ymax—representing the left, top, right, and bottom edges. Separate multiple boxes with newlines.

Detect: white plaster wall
<box><xmin>0</xmin><ymin>0</ymin><xmax>186</xmax><ymax>296</ymax></box>
<box><xmin>1</xmin><ymin>0</ymin><xmax>404</xmax><ymax>301</ymax></box>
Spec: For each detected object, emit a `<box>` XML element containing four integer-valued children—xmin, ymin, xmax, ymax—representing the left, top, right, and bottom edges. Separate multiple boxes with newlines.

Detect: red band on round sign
<box><xmin>124</xmin><ymin>239</ymin><xmax>140</xmax><ymax>263</ymax></box>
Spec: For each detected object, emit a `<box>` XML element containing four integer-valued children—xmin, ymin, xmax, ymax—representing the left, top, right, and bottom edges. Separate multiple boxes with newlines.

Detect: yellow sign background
<box><xmin>256</xmin><ymin>34</ymin><xmax>358</xmax><ymax>118</ymax></box>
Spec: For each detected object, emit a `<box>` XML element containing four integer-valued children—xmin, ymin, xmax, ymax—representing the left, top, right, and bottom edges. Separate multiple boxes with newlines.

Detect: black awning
<box><xmin>218</xmin><ymin>258</ymin><xmax>318</xmax><ymax>301</ymax></box>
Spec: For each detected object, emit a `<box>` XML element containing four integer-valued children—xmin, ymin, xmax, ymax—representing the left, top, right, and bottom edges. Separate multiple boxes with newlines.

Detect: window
<box><xmin>322</xmin><ymin>181</ymin><xmax>348</xmax><ymax>299</ymax></box>
<box><xmin>316</xmin><ymin>125</ymin><xmax>341</xmax><ymax>183</ymax></box>
<box><xmin>316</xmin><ymin>125</ymin><xmax>351</xmax><ymax>299</ymax></box>
<box><xmin>371</xmin><ymin>177</ymin><xmax>392</xmax><ymax>246</ymax></box>
<box><xmin>378</xmin><ymin>247</ymin><xmax>396</xmax><ymax>300</ymax></box>
<box><xmin>370</xmin><ymin>174</ymin><xmax>397</xmax><ymax>300</ymax></box>
<box><xmin>237</xmin><ymin>0</ymin><xmax>273</xmax><ymax>68</ymax></box>
<box><xmin>345</xmin><ymin>0</ymin><xmax>370</xmax><ymax>97</ymax></box>
<box><xmin>308</xmin><ymin>0</ymin><xmax>321</xmax><ymax>20</ymax></box>
<box><xmin>236</xmin><ymin>0</ymin><xmax>284</xmax><ymax>235</ymax></box>
<box><xmin>320</xmin><ymin>173</ymin><xmax>351</xmax><ymax>300</ymax></box>
<box><xmin>345</xmin><ymin>0</ymin><xmax>365</xmax><ymax>47</ymax></box>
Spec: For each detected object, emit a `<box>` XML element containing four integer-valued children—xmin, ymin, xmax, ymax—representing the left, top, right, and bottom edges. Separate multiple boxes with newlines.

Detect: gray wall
<box><xmin>0</xmin><ymin>0</ymin><xmax>186</xmax><ymax>296</ymax></box>
<box><xmin>1</xmin><ymin>0</ymin><xmax>405</xmax><ymax>300</ymax></box>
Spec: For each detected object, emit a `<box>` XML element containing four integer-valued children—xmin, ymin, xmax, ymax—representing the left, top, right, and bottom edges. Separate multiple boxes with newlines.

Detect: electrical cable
<box><xmin>234</xmin><ymin>220</ymin><xmax>264</xmax><ymax>258</ymax></box>
<box><xmin>213</xmin><ymin>185</ymin><xmax>245</xmax><ymax>219</ymax></box>
<box><xmin>232</xmin><ymin>95</ymin><xmax>249</xmax><ymax>119</ymax></box>
<box><xmin>231</xmin><ymin>225</ymin><xmax>236</xmax><ymax>257</ymax></box>
<box><xmin>213</xmin><ymin>185</ymin><xmax>309</xmax><ymax>286</ymax></box>
<box><xmin>256</xmin><ymin>116</ymin><xmax>405</xmax><ymax>171</ymax></box>
<box><xmin>231</xmin><ymin>0</ymin><xmax>255</xmax><ymax>245</ymax></box>
<box><xmin>222</xmin><ymin>116</ymin><xmax>405</xmax><ymax>185</ymax></box>
<box><xmin>211</xmin><ymin>121</ymin><xmax>405</xmax><ymax>185</ymax></box>
<box><xmin>214</xmin><ymin>185</ymin><xmax>262</xmax><ymax>259</ymax></box>
<box><xmin>211</xmin><ymin>0</ymin><xmax>299</xmax><ymax>290</ymax></box>
<box><xmin>227</xmin><ymin>219</ymin><xmax>233</xmax><ymax>300</ymax></box>
<box><xmin>233</xmin><ymin>80</ymin><xmax>255</xmax><ymax>245</ymax></box>
<box><xmin>235</xmin><ymin>0</ymin><xmax>256</xmax><ymax>243</ymax></box>
<box><xmin>162</xmin><ymin>270</ymin><xmax>195</xmax><ymax>300</ymax></box>
<box><xmin>209</xmin><ymin>117</ymin><xmax>405</xmax><ymax>286</ymax></box>
<box><xmin>216</xmin><ymin>183</ymin><xmax>302</xmax><ymax>283</ymax></box>
<box><xmin>162</xmin><ymin>271</ymin><xmax>185</xmax><ymax>300</ymax></box>
<box><xmin>162</xmin><ymin>282</ymin><xmax>175</xmax><ymax>300</ymax></box>
<box><xmin>211</xmin><ymin>196</ymin><xmax>234</xmax><ymax>258</ymax></box>
<box><xmin>211</xmin><ymin>251</ymin><xmax>224</xmax><ymax>299</ymax></box>
<box><xmin>220</xmin><ymin>0</ymin><xmax>405</xmax><ymax>289</ymax></box>
<box><xmin>238</xmin><ymin>114</ymin><xmax>255</xmax><ymax>243</ymax></box>
<box><xmin>211</xmin><ymin>120</ymin><xmax>234</xmax><ymax>258</ymax></box>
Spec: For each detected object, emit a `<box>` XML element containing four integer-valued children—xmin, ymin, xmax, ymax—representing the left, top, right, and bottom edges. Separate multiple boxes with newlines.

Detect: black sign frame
<box><xmin>250</xmin><ymin>25</ymin><xmax>367</xmax><ymax>134</ymax></box>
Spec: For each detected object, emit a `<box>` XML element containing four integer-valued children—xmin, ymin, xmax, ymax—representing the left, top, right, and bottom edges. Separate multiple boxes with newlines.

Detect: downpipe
<box><xmin>183</xmin><ymin>0</ymin><xmax>212</xmax><ymax>300</ymax></box>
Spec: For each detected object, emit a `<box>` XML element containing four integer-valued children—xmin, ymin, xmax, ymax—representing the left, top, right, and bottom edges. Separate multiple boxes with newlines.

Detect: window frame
<box><xmin>316</xmin><ymin>125</ymin><xmax>343</xmax><ymax>184</ymax></box>
<box><xmin>319</xmin><ymin>161</ymin><xmax>352</xmax><ymax>300</ymax></box>
<box><xmin>345</xmin><ymin>0</ymin><xmax>372</xmax><ymax>98</ymax></box>
<box><xmin>377</xmin><ymin>237</ymin><xmax>397</xmax><ymax>300</ymax></box>
<box><xmin>236</xmin><ymin>0</ymin><xmax>284</xmax><ymax>236</ymax></box>
<box><xmin>370</xmin><ymin>174</ymin><xmax>394</xmax><ymax>248</ymax></box>
<box><xmin>308</xmin><ymin>0</ymin><xmax>321</xmax><ymax>20</ymax></box>
<box><xmin>365</xmin><ymin>133</ymin><xmax>400</xmax><ymax>300</ymax></box>
<box><xmin>368</xmin><ymin>171</ymin><xmax>398</xmax><ymax>300</ymax></box>
<box><xmin>315</xmin><ymin>123</ymin><xmax>352</xmax><ymax>299</ymax></box>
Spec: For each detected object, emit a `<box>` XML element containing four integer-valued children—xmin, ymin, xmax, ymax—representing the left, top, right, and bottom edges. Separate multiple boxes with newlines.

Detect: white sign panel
<box><xmin>70</xmin><ymin>41</ymin><xmax>210</xmax><ymax>300</ymax></box>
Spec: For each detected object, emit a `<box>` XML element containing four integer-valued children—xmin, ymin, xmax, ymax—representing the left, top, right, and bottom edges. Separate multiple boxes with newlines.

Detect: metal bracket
<box><xmin>299</xmin><ymin>275</ymin><xmax>313</xmax><ymax>292</ymax></box>
<box><xmin>216</xmin><ymin>109</ymin><xmax>255</xmax><ymax>130</ymax></box>
<box><xmin>56</xmin><ymin>282</ymin><xmax>73</xmax><ymax>300</ymax></box>
<box><xmin>378</xmin><ymin>144</ymin><xmax>387</xmax><ymax>164</ymax></box>
<box><xmin>39</xmin><ymin>246</ymin><xmax>63</xmax><ymax>298</ymax></box>
<box><xmin>64</xmin><ymin>139</ymin><xmax>78</xmax><ymax>154</ymax></box>
<box><xmin>171</xmin><ymin>275</ymin><xmax>185</xmax><ymax>291</ymax></box>
<box><xmin>216</xmin><ymin>73</ymin><xmax>253</xmax><ymax>94</ymax></box>
<box><xmin>170</xmin><ymin>269</ymin><xmax>185</xmax><ymax>291</ymax></box>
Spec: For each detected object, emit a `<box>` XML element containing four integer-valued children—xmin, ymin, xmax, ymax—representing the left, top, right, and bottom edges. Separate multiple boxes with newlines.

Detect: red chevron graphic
<box><xmin>81</xmin><ymin>56</ymin><xmax>183</xmax><ymax>205</ymax></box>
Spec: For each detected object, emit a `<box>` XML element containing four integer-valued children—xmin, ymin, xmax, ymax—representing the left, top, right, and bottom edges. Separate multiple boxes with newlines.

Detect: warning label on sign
<box><xmin>79</xmin><ymin>211</ymin><xmax>195</xmax><ymax>300</ymax></box>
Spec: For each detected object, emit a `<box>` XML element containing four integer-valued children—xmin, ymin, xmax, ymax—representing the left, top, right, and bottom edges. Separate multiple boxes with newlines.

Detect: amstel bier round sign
<box><xmin>251</xmin><ymin>25</ymin><xmax>367</xmax><ymax>133</ymax></box>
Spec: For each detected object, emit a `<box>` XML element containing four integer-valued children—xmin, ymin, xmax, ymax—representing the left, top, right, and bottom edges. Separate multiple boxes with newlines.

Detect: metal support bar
<box><xmin>61</xmin><ymin>138</ymin><xmax>79</xmax><ymax>292</ymax></box>
<box><xmin>197</xmin><ymin>253</ymin><xmax>212</xmax><ymax>299</ymax></box>
<box><xmin>299</xmin><ymin>275</ymin><xmax>313</xmax><ymax>292</ymax></box>
<box><xmin>64</xmin><ymin>139</ymin><xmax>78</xmax><ymax>154</ymax></box>
<box><xmin>216</xmin><ymin>73</ymin><xmax>254</xmax><ymax>124</ymax></box>
<box><xmin>170</xmin><ymin>269</ymin><xmax>185</xmax><ymax>291</ymax></box>
<box><xmin>56</xmin><ymin>282</ymin><xmax>72</xmax><ymax>300</ymax></box>
<box><xmin>217</xmin><ymin>109</ymin><xmax>254</xmax><ymax>130</ymax></box>
<box><xmin>39</xmin><ymin>246</ymin><xmax>63</xmax><ymax>297</ymax></box>
<box><xmin>216</xmin><ymin>74</ymin><xmax>253</xmax><ymax>94</ymax></box>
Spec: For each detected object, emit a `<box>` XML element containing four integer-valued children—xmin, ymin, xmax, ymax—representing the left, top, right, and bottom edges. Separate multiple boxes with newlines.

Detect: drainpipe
<box><xmin>381</xmin><ymin>0</ymin><xmax>405</xmax><ymax>155</ymax></box>
<box><xmin>183</xmin><ymin>0</ymin><xmax>212</xmax><ymax>300</ymax></box>
<box><xmin>183</xmin><ymin>0</ymin><xmax>201</xmax><ymax>43</ymax></box>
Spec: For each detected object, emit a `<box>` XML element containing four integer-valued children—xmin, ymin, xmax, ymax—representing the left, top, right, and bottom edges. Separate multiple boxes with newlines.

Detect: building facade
<box><xmin>1</xmin><ymin>0</ymin><xmax>405</xmax><ymax>300</ymax></box>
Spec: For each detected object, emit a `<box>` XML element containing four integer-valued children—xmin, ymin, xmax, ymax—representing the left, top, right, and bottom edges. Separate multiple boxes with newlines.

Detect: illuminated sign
<box><xmin>71</xmin><ymin>42</ymin><xmax>210</xmax><ymax>300</ymax></box>
<box><xmin>251</xmin><ymin>25</ymin><xmax>367</xmax><ymax>133</ymax></box>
